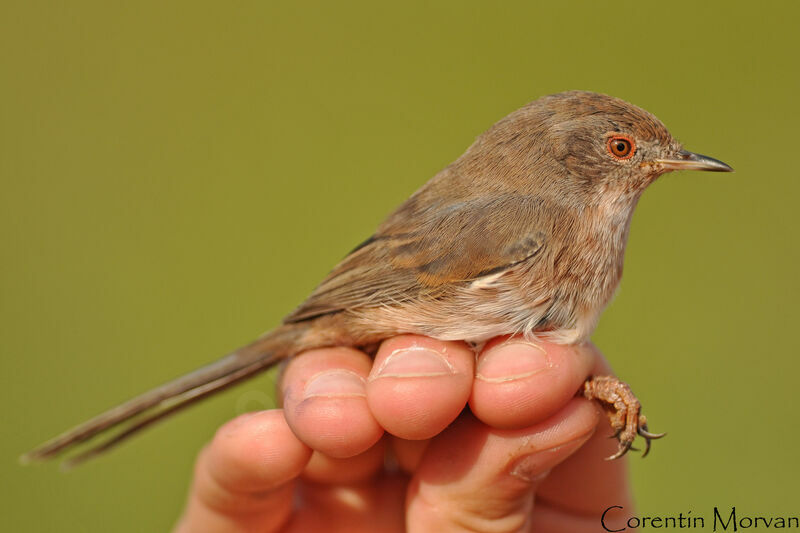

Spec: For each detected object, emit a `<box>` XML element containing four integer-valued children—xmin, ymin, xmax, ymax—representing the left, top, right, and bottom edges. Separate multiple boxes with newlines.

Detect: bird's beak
<box><xmin>655</xmin><ymin>150</ymin><xmax>733</xmax><ymax>172</ymax></box>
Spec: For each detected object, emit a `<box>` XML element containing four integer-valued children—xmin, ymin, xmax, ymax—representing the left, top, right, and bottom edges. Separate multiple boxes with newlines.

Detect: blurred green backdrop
<box><xmin>2</xmin><ymin>1</ymin><xmax>799</xmax><ymax>531</ymax></box>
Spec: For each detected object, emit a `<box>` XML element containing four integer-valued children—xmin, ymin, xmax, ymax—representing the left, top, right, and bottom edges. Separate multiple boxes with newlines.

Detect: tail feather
<box><xmin>60</xmin><ymin>357</ymin><xmax>277</xmax><ymax>469</ymax></box>
<box><xmin>22</xmin><ymin>326</ymin><xmax>300</xmax><ymax>466</ymax></box>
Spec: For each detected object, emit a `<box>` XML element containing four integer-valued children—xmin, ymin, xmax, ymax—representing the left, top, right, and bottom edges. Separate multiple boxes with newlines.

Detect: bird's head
<box><xmin>544</xmin><ymin>91</ymin><xmax>732</xmax><ymax>198</ymax></box>
<box><xmin>469</xmin><ymin>91</ymin><xmax>732</xmax><ymax>206</ymax></box>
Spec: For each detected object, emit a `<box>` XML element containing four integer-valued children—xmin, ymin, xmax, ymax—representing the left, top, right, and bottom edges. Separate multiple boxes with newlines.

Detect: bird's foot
<box><xmin>581</xmin><ymin>375</ymin><xmax>665</xmax><ymax>460</ymax></box>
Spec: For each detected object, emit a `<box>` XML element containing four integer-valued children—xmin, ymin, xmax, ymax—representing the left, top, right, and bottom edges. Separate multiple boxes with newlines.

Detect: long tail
<box><xmin>21</xmin><ymin>323</ymin><xmax>305</xmax><ymax>468</ymax></box>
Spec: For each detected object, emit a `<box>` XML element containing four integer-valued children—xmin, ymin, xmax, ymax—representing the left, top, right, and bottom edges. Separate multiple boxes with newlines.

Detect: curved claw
<box><xmin>638</xmin><ymin>424</ymin><xmax>666</xmax><ymax>440</ymax></box>
<box><xmin>638</xmin><ymin>423</ymin><xmax>664</xmax><ymax>458</ymax></box>
<box><xmin>642</xmin><ymin>436</ymin><xmax>651</xmax><ymax>458</ymax></box>
<box><xmin>605</xmin><ymin>440</ymin><xmax>633</xmax><ymax>461</ymax></box>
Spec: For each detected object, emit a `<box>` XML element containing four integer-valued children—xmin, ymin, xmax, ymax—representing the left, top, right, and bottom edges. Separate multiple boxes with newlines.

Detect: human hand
<box><xmin>174</xmin><ymin>336</ymin><xmax>633</xmax><ymax>532</ymax></box>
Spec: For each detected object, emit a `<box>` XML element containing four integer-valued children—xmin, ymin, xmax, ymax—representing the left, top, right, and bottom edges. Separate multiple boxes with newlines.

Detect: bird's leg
<box><xmin>581</xmin><ymin>375</ymin><xmax>665</xmax><ymax>460</ymax></box>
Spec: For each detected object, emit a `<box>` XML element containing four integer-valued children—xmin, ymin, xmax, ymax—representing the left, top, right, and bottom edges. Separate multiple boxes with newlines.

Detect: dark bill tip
<box><xmin>655</xmin><ymin>150</ymin><xmax>734</xmax><ymax>172</ymax></box>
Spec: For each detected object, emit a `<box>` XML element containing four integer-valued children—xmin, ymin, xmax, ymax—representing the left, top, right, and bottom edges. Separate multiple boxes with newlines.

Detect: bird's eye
<box><xmin>606</xmin><ymin>135</ymin><xmax>635</xmax><ymax>160</ymax></box>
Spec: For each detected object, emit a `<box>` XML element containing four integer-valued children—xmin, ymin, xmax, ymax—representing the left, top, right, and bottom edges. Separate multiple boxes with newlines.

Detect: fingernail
<box><xmin>476</xmin><ymin>342</ymin><xmax>550</xmax><ymax>382</ymax></box>
<box><xmin>303</xmin><ymin>369</ymin><xmax>366</xmax><ymax>400</ymax></box>
<box><xmin>509</xmin><ymin>437</ymin><xmax>587</xmax><ymax>482</ymax></box>
<box><xmin>372</xmin><ymin>346</ymin><xmax>456</xmax><ymax>379</ymax></box>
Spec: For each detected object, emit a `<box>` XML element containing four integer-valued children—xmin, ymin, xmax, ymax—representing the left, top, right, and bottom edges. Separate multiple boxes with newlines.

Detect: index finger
<box><xmin>174</xmin><ymin>409</ymin><xmax>312</xmax><ymax>533</ymax></box>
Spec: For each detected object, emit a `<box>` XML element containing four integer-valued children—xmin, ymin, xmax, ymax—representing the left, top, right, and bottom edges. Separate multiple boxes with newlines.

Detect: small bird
<box><xmin>23</xmin><ymin>91</ymin><xmax>732</xmax><ymax>467</ymax></box>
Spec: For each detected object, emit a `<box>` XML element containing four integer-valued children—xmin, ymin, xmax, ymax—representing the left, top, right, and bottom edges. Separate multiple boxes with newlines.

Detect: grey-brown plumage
<box><xmin>23</xmin><ymin>91</ymin><xmax>732</xmax><ymax>466</ymax></box>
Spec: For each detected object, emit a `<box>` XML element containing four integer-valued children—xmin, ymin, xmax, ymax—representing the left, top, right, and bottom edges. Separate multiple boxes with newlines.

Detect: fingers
<box><xmin>285</xmin><ymin>473</ymin><xmax>408</xmax><ymax>533</ymax></box>
<box><xmin>281</xmin><ymin>335</ymin><xmax>596</xmax><ymax>459</ymax></box>
<box><xmin>470</xmin><ymin>337</ymin><xmax>596</xmax><ymax>429</ymax></box>
<box><xmin>281</xmin><ymin>335</ymin><xmax>474</xmax><ymax>458</ymax></box>
<box><xmin>175</xmin><ymin>410</ymin><xmax>312</xmax><ymax>533</ymax></box>
<box><xmin>532</xmin><ymin>349</ymin><xmax>635</xmax><ymax>528</ymax></box>
<box><xmin>179</xmin><ymin>336</ymin><xmax>622</xmax><ymax>533</ymax></box>
<box><xmin>302</xmin><ymin>437</ymin><xmax>388</xmax><ymax>485</ymax></box>
<box><xmin>406</xmin><ymin>399</ymin><xmax>600</xmax><ymax>533</ymax></box>
<box><xmin>390</xmin><ymin>436</ymin><xmax>431</xmax><ymax>473</ymax></box>
<box><xmin>281</xmin><ymin>347</ymin><xmax>383</xmax><ymax>458</ymax></box>
<box><xmin>366</xmin><ymin>335</ymin><xmax>475</xmax><ymax>440</ymax></box>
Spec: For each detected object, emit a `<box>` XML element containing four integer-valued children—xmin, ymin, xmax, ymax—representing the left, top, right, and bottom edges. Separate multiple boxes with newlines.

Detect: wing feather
<box><xmin>284</xmin><ymin>195</ymin><xmax>548</xmax><ymax>323</ymax></box>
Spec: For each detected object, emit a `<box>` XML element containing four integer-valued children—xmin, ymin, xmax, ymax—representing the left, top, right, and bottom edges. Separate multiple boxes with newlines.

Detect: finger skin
<box><xmin>470</xmin><ymin>337</ymin><xmax>596</xmax><ymax>429</ymax></box>
<box><xmin>533</xmin><ymin>348</ymin><xmax>635</xmax><ymax>528</ymax></box>
<box><xmin>390</xmin><ymin>436</ymin><xmax>431</xmax><ymax>474</ymax></box>
<box><xmin>177</xmin><ymin>336</ymin><xmax>629</xmax><ymax>532</ymax></box>
<box><xmin>174</xmin><ymin>409</ymin><xmax>312</xmax><ymax>533</ymax></box>
<box><xmin>366</xmin><ymin>335</ymin><xmax>475</xmax><ymax>440</ymax></box>
<box><xmin>281</xmin><ymin>347</ymin><xmax>384</xmax><ymax>458</ymax></box>
<box><xmin>406</xmin><ymin>399</ymin><xmax>600</xmax><ymax>533</ymax></box>
<box><xmin>302</xmin><ymin>437</ymin><xmax>388</xmax><ymax>485</ymax></box>
<box><xmin>284</xmin><ymin>473</ymin><xmax>407</xmax><ymax>533</ymax></box>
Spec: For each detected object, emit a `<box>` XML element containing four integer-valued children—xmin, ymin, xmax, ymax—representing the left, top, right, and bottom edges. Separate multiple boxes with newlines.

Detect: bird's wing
<box><xmin>284</xmin><ymin>194</ymin><xmax>549</xmax><ymax>323</ymax></box>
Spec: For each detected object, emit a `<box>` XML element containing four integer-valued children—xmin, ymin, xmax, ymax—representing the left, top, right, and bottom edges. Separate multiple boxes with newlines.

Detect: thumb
<box><xmin>405</xmin><ymin>399</ymin><xmax>599</xmax><ymax>533</ymax></box>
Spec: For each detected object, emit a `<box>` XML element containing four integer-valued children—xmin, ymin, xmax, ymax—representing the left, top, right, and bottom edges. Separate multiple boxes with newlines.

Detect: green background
<box><xmin>2</xmin><ymin>1</ymin><xmax>798</xmax><ymax>531</ymax></box>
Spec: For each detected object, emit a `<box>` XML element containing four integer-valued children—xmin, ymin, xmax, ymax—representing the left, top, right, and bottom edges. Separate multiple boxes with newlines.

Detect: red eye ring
<box><xmin>606</xmin><ymin>134</ymin><xmax>636</xmax><ymax>160</ymax></box>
